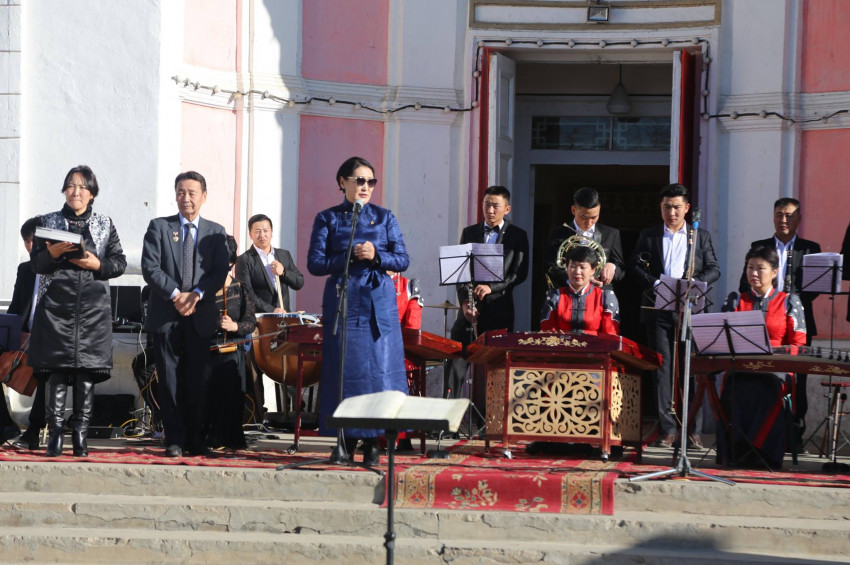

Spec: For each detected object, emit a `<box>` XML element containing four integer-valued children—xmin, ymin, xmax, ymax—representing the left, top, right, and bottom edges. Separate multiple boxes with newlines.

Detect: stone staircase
<box><xmin>0</xmin><ymin>459</ymin><xmax>847</xmax><ymax>564</ymax></box>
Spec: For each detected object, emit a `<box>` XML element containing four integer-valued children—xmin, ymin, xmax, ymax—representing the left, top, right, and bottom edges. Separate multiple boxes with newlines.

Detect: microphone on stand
<box><xmin>353</xmin><ymin>198</ymin><xmax>364</xmax><ymax>214</ymax></box>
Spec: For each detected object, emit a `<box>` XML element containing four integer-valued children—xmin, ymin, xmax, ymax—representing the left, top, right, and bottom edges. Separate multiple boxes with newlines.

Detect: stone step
<box><xmin>0</xmin><ymin>526</ymin><xmax>844</xmax><ymax>565</ymax></box>
<box><xmin>0</xmin><ymin>461</ymin><xmax>382</xmax><ymax>502</ymax></box>
<box><xmin>0</xmin><ymin>491</ymin><xmax>847</xmax><ymax>560</ymax></box>
<box><xmin>3</xmin><ymin>461</ymin><xmax>846</xmax><ymax>522</ymax></box>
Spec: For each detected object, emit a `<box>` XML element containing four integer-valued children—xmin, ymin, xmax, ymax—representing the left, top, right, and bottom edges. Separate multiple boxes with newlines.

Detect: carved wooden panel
<box><xmin>610</xmin><ymin>371</ymin><xmax>641</xmax><ymax>441</ymax></box>
<box><xmin>486</xmin><ymin>366</ymin><xmax>506</xmax><ymax>435</ymax></box>
<box><xmin>508</xmin><ymin>367</ymin><xmax>603</xmax><ymax>438</ymax></box>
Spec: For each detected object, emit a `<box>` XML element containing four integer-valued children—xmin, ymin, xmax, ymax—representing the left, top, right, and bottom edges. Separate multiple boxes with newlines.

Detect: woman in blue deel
<box><xmin>307</xmin><ymin>156</ymin><xmax>410</xmax><ymax>466</ymax></box>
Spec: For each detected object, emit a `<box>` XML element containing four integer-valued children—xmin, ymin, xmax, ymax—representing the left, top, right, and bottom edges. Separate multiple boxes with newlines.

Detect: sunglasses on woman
<box><xmin>346</xmin><ymin>176</ymin><xmax>378</xmax><ymax>188</ymax></box>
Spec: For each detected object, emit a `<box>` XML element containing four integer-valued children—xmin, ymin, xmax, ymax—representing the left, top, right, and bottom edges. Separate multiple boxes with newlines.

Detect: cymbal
<box><xmin>424</xmin><ymin>301</ymin><xmax>459</xmax><ymax>311</ymax></box>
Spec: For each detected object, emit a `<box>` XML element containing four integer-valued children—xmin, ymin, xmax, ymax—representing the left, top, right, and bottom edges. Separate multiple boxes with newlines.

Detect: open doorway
<box><xmin>531</xmin><ymin>164</ymin><xmax>669</xmax><ymax>342</ymax></box>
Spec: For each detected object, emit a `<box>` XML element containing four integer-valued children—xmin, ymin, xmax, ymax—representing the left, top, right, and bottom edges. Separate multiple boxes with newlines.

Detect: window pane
<box><xmin>612</xmin><ymin>117</ymin><xmax>671</xmax><ymax>151</ymax></box>
<box><xmin>531</xmin><ymin>117</ymin><xmax>611</xmax><ymax>150</ymax></box>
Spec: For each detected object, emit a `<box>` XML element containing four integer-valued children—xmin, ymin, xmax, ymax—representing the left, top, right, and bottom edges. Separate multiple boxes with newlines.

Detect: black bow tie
<box><xmin>484</xmin><ymin>225</ymin><xmax>500</xmax><ymax>234</ymax></box>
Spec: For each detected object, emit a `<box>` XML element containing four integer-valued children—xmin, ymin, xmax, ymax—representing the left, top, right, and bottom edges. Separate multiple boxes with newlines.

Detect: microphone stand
<box><xmin>279</xmin><ymin>199</ymin><xmax>380</xmax><ymax>474</ymax></box>
<box><xmin>631</xmin><ymin>209</ymin><xmax>734</xmax><ymax>485</ymax></box>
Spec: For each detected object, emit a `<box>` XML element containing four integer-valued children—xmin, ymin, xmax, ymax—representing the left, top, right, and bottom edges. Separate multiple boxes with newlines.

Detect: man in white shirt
<box><xmin>629</xmin><ymin>184</ymin><xmax>720</xmax><ymax>449</ymax></box>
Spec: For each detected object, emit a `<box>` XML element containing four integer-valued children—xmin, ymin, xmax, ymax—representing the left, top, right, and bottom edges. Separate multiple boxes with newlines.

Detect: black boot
<box><xmin>362</xmin><ymin>438</ymin><xmax>380</xmax><ymax>466</ymax></box>
<box><xmin>72</xmin><ymin>379</ymin><xmax>95</xmax><ymax>457</ymax></box>
<box><xmin>344</xmin><ymin>438</ymin><xmax>359</xmax><ymax>462</ymax></box>
<box><xmin>45</xmin><ymin>376</ymin><xmax>68</xmax><ymax>457</ymax></box>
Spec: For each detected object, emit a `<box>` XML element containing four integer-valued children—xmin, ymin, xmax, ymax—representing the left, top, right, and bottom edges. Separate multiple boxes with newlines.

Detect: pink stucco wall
<box><xmin>296</xmin><ymin>115</ymin><xmax>385</xmax><ymax>313</ymax></box>
<box><xmin>301</xmin><ymin>0</ymin><xmax>388</xmax><ymax>85</ymax></box>
<box><xmin>801</xmin><ymin>0</ymin><xmax>850</xmax><ymax>92</ymax></box>
<box><xmin>798</xmin><ymin>129</ymin><xmax>850</xmax><ymax>339</ymax></box>
<box><xmin>184</xmin><ymin>0</ymin><xmax>238</xmax><ymax>72</ymax></box>
<box><xmin>180</xmin><ymin>103</ymin><xmax>238</xmax><ymax>234</ymax></box>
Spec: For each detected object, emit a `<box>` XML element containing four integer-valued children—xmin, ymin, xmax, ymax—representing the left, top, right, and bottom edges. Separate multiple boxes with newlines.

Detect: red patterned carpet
<box><xmin>392</xmin><ymin>441</ymin><xmax>617</xmax><ymax>515</ymax></box>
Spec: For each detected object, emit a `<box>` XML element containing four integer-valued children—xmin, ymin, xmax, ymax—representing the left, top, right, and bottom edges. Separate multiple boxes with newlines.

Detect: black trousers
<box><xmin>152</xmin><ymin>318</ymin><xmax>211</xmax><ymax>451</ymax></box>
<box><xmin>646</xmin><ymin>312</ymin><xmax>705</xmax><ymax>436</ymax></box>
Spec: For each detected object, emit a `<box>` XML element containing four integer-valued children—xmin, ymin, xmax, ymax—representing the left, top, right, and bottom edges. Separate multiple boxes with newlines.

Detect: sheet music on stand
<box><xmin>691</xmin><ymin>310</ymin><xmax>771</xmax><ymax>355</ymax></box>
<box><xmin>438</xmin><ymin>243</ymin><xmax>504</xmax><ymax>285</ymax></box>
<box><xmin>654</xmin><ymin>274</ymin><xmax>709</xmax><ymax>314</ymax></box>
<box><xmin>802</xmin><ymin>252</ymin><xmax>844</xmax><ymax>294</ymax></box>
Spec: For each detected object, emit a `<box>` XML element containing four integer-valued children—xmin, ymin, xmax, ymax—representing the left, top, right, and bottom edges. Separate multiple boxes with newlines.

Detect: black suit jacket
<box><xmin>141</xmin><ymin>215</ymin><xmax>230</xmax><ymax>337</ymax></box>
<box><xmin>738</xmin><ymin>236</ymin><xmax>822</xmax><ymax>336</ymax></box>
<box><xmin>7</xmin><ymin>260</ymin><xmax>37</xmax><ymax>331</ymax></box>
<box><xmin>842</xmin><ymin>223</ymin><xmax>850</xmax><ymax>322</ymax></box>
<box><xmin>235</xmin><ymin>246</ymin><xmax>304</xmax><ymax>313</ymax></box>
<box><xmin>545</xmin><ymin>222</ymin><xmax>625</xmax><ymax>289</ymax></box>
<box><xmin>629</xmin><ymin>223</ymin><xmax>721</xmax><ymax>324</ymax></box>
<box><xmin>451</xmin><ymin>220</ymin><xmax>529</xmax><ymax>341</ymax></box>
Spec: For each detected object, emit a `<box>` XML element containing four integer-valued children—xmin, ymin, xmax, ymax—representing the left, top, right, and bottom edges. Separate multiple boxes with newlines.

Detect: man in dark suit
<box><xmin>737</xmin><ymin>197</ymin><xmax>822</xmax><ymax>436</ymax></box>
<box><xmin>629</xmin><ymin>184</ymin><xmax>720</xmax><ymax>449</ymax></box>
<box><xmin>545</xmin><ymin>186</ymin><xmax>625</xmax><ymax>291</ymax></box>
<box><xmin>141</xmin><ymin>171</ymin><xmax>229</xmax><ymax>457</ymax></box>
<box><xmin>445</xmin><ymin>185</ymin><xmax>529</xmax><ymax>401</ymax></box>
<box><xmin>4</xmin><ymin>217</ymin><xmax>41</xmax><ymax>446</ymax></box>
<box><xmin>234</xmin><ymin>213</ymin><xmax>305</xmax><ymax>417</ymax></box>
<box><xmin>235</xmin><ymin>213</ymin><xmax>304</xmax><ymax>313</ymax></box>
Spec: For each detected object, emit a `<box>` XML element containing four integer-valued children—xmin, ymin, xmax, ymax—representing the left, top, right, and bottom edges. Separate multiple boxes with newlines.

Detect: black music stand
<box><xmin>631</xmin><ymin>212</ymin><xmax>733</xmax><ymax>485</ymax></box>
<box><xmin>798</xmin><ymin>257</ymin><xmax>850</xmax><ymax>470</ymax></box>
<box><xmin>326</xmin><ymin>392</ymin><xmax>468</xmax><ymax>565</ymax></box>
<box><xmin>691</xmin><ymin>310</ymin><xmax>777</xmax><ymax>469</ymax></box>
<box><xmin>647</xmin><ymin>274</ymin><xmax>710</xmax><ymax>440</ymax></box>
<box><xmin>438</xmin><ymin>243</ymin><xmax>504</xmax><ymax>439</ymax></box>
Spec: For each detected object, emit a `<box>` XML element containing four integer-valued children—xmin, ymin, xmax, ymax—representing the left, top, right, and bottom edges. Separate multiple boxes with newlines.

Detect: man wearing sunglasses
<box><xmin>445</xmin><ymin>186</ymin><xmax>529</xmax><ymax>418</ymax></box>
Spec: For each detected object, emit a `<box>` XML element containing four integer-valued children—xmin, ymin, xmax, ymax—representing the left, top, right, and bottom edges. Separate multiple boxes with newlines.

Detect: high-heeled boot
<box><xmin>362</xmin><ymin>438</ymin><xmax>380</xmax><ymax>466</ymax></box>
<box><xmin>72</xmin><ymin>379</ymin><xmax>95</xmax><ymax>457</ymax></box>
<box><xmin>45</xmin><ymin>377</ymin><xmax>68</xmax><ymax>457</ymax></box>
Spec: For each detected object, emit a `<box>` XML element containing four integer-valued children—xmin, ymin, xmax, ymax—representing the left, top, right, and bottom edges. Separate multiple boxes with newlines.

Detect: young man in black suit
<box><xmin>235</xmin><ymin>213</ymin><xmax>304</xmax><ymax>314</ymax></box>
<box><xmin>141</xmin><ymin>171</ymin><xmax>229</xmax><ymax>457</ymax></box>
<box><xmin>737</xmin><ymin>197</ymin><xmax>822</xmax><ymax>438</ymax></box>
<box><xmin>445</xmin><ymin>185</ymin><xmax>529</xmax><ymax>401</ymax></box>
<box><xmin>8</xmin><ymin>217</ymin><xmax>48</xmax><ymax>449</ymax></box>
<box><xmin>234</xmin><ymin>213</ymin><xmax>304</xmax><ymax>416</ymax></box>
<box><xmin>629</xmin><ymin>184</ymin><xmax>720</xmax><ymax>450</ymax></box>
<box><xmin>545</xmin><ymin>186</ymin><xmax>625</xmax><ymax>291</ymax></box>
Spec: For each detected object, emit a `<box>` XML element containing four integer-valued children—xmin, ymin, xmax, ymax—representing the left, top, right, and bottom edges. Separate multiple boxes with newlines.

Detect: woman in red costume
<box><xmin>540</xmin><ymin>245</ymin><xmax>619</xmax><ymax>336</ymax></box>
<box><xmin>718</xmin><ymin>245</ymin><xmax>806</xmax><ymax>469</ymax></box>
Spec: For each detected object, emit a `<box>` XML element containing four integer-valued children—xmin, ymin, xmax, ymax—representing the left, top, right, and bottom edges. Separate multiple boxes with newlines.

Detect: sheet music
<box><xmin>691</xmin><ymin>310</ymin><xmax>771</xmax><ymax>355</ymax></box>
<box><xmin>438</xmin><ymin>243</ymin><xmax>504</xmax><ymax>285</ymax></box>
<box><xmin>654</xmin><ymin>274</ymin><xmax>709</xmax><ymax>313</ymax></box>
<box><xmin>802</xmin><ymin>252</ymin><xmax>843</xmax><ymax>293</ymax></box>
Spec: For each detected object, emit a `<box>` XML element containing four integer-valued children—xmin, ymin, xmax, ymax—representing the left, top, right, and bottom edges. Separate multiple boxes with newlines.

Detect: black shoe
<box><xmin>72</xmin><ymin>430</ymin><xmax>89</xmax><ymax>457</ymax></box>
<box><xmin>362</xmin><ymin>439</ymin><xmax>380</xmax><ymax>466</ymax></box>
<box><xmin>165</xmin><ymin>444</ymin><xmax>183</xmax><ymax>457</ymax></box>
<box><xmin>12</xmin><ymin>427</ymin><xmax>40</xmax><ymax>450</ymax></box>
<box><xmin>396</xmin><ymin>438</ymin><xmax>414</xmax><ymax>452</ymax></box>
<box><xmin>45</xmin><ymin>432</ymin><xmax>64</xmax><ymax>457</ymax></box>
<box><xmin>652</xmin><ymin>434</ymin><xmax>676</xmax><ymax>448</ymax></box>
<box><xmin>0</xmin><ymin>425</ymin><xmax>20</xmax><ymax>444</ymax></box>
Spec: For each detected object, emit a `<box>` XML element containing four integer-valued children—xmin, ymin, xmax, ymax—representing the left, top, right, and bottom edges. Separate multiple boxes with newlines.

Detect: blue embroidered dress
<box><xmin>308</xmin><ymin>199</ymin><xmax>410</xmax><ymax>437</ymax></box>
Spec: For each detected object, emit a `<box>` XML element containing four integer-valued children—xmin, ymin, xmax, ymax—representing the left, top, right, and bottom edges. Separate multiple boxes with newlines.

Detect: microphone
<box><xmin>691</xmin><ymin>207</ymin><xmax>701</xmax><ymax>230</ymax></box>
<box><xmin>353</xmin><ymin>199</ymin><xmax>364</xmax><ymax>213</ymax></box>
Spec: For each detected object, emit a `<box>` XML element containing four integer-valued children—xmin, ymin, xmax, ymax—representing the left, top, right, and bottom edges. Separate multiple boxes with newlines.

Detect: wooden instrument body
<box><xmin>253</xmin><ymin>313</ymin><xmax>322</xmax><ymax>386</ymax></box>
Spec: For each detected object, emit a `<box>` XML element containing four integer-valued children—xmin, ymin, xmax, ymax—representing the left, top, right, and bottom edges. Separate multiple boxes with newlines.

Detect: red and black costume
<box><xmin>540</xmin><ymin>284</ymin><xmax>620</xmax><ymax>335</ymax></box>
<box><xmin>717</xmin><ymin>287</ymin><xmax>806</xmax><ymax>468</ymax></box>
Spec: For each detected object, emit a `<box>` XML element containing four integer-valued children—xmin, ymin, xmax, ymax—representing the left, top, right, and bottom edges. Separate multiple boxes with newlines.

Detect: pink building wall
<box><xmin>799</xmin><ymin>1</ymin><xmax>850</xmax><ymax>338</ymax></box>
<box><xmin>180</xmin><ymin>0</ymin><xmax>242</xmax><ymax>235</ymax></box>
<box><xmin>296</xmin><ymin>115</ymin><xmax>385</xmax><ymax>313</ymax></box>
<box><xmin>301</xmin><ymin>0</ymin><xmax>389</xmax><ymax>84</ymax></box>
<box><xmin>801</xmin><ymin>0</ymin><xmax>850</xmax><ymax>93</ymax></box>
<box><xmin>183</xmin><ymin>0</ymin><xmax>238</xmax><ymax>72</ymax></box>
<box><xmin>180</xmin><ymin>103</ymin><xmax>238</xmax><ymax>233</ymax></box>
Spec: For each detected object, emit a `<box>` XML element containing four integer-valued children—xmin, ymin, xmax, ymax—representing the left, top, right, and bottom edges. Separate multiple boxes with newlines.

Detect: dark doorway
<box><xmin>531</xmin><ymin>164</ymin><xmax>670</xmax><ymax>343</ymax></box>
